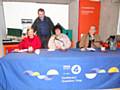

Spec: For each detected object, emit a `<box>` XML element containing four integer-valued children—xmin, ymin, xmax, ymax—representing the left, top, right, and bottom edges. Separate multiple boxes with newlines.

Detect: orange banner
<box><xmin>78</xmin><ymin>0</ymin><xmax>101</xmax><ymax>40</ymax></box>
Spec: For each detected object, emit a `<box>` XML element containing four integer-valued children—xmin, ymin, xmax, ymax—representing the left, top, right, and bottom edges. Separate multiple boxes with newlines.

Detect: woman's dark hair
<box><xmin>53</xmin><ymin>24</ymin><xmax>62</xmax><ymax>34</ymax></box>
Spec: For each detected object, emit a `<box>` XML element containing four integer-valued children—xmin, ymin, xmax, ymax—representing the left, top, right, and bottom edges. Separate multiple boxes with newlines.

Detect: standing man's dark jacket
<box><xmin>32</xmin><ymin>16</ymin><xmax>54</xmax><ymax>48</ymax></box>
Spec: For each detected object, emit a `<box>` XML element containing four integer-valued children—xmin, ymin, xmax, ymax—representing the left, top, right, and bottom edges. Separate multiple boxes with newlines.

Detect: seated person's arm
<box><xmin>61</xmin><ymin>34</ymin><xmax>71</xmax><ymax>50</ymax></box>
<box><xmin>94</xmin><ymin>35</ymin><xmax>101</xmax><ymax>48</ymax></box>
<box><xmin>14</xmin><ymin>39</ymin><xmax>26</xmax><ymax>52</ymax></box>
<box><xmin>48</xmin><ymin>35</ymin><xmax>56</xmax><ymax>49</ymax></box>
<box><xmin>79</xmin><ymin>34</ymin><xmax>88</xmax><ymax>48</ymax></box>
<box><xmin>34</xmin><ymin>35</ymin><xmax>42</xmax><ymax>49</ymax></box>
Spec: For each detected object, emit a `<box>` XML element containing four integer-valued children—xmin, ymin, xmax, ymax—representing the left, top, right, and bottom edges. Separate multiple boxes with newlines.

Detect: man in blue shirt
<box><xmin>32</xmin><ymin>8</ymin><xmax>54</xmax><ymax>48</ymax></box>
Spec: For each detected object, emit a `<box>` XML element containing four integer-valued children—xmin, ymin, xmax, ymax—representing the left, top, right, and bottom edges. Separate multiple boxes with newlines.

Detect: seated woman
<box><xmin>48</xmin><ymin>24</ymin><xmax>71</xmax><ymax>50</ymax></box>
<box><xmin>79</xmin><ymin>26</ymin><xmax>101</xmax><ymax>51</ymax></box>
<box><xmin>14</xmin><ymin>27</ymin><xmax>42</xmax><ymax>52</ymax></box>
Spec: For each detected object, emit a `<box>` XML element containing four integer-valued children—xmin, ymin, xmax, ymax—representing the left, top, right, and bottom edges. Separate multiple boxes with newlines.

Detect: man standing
<box><xmin>32</xmin><ymin>8</ymin><xmax>54</xmax><ymax>48</ymax></box>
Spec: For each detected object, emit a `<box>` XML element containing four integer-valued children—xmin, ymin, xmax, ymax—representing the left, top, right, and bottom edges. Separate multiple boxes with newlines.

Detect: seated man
<box><xmin>14</xmin><ymin>27</ymin><xmax>42</xmax><ymax>52</ymax></box>
<box><xmin>48</xmin><ymin>24</ymin><xmax>71</xmax><ymax>50</ymax></box>
<box><xmin>79</xmin><ymin>26</ymin><xmax>101</xmax><ymax>51</ymax></box>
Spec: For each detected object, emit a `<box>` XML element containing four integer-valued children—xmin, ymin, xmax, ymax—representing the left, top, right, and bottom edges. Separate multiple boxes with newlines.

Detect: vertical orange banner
<box><xmin>78</xmin><ymin>0</ymin><xmax>101</xmax><ymax>41</ymax></box>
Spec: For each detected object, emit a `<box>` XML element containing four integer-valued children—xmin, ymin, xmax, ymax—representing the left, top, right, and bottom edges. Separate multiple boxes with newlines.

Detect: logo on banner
<box><xmin>71</xmin><ymin>65</ymin><xmax>81</xmax><ymax>74</ymax></box>
<box><xmin>85</xmin><ymin>68</ymin><xmax>106</xmax><ymax>79</ymax></box>
<box><xmin>62</xmin><ymin>64</ymin><xmax>82</xmax><ymax>83</ymax></box>
<box><xmin>24</xmin><ymin>69</ymin><xmax>59</xmax><ymax>80</ymax></box>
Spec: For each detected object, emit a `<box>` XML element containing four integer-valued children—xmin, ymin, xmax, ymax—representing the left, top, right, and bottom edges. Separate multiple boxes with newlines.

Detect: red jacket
<box><xmin>19</xmin><ymin>35</ymin><xmax>41</xmax><ymax>50</ymax></box>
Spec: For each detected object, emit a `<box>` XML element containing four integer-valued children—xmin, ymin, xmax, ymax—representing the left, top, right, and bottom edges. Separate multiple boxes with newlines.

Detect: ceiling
<box><xmin>2</xmin><ymin>0</ymin><xmax>76</xmax><ymax>4</ymax></box>
<box><xmin>2</xmin><ymin>0</ymin><xmax>120</xmax><ymax>4</ymax></box>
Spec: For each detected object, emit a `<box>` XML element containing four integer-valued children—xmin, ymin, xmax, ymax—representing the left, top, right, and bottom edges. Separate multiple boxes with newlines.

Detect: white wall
<box><xmin>3</xmin><ymin>2</ymin><xmax>69</xmax><ymax>32</ymax></box>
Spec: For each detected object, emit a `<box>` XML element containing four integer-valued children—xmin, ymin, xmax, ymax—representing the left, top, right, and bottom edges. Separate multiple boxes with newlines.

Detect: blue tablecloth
<box><xmin>0</xmin><ymin>49</ymin><xmax>120</xmax><ymax>90</ymax></box>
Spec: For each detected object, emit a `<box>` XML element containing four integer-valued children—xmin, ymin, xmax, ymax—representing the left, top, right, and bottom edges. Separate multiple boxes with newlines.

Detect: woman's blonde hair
<box><xmin>26</xmin><ymin>27</ymin><xmax>35</xmax><ymax>35</ymax></box>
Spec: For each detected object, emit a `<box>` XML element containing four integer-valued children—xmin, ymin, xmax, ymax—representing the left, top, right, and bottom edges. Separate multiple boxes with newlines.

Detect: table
<box><xmin>0</xmin><ymin>49</ymin><xmax>120</xmax><ymax>90</ymax></box>
<box><xmin>3</xmin><ymin>40</ymin><xmax>20</xmax><ymax>55</ymax></box>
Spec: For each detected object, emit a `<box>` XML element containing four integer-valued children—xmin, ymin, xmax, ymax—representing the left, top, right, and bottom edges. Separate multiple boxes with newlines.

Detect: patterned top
<box><xmin>48</xmin><ymin>33</ymin><xmax>71</xmax><ymax>49</ymax></box>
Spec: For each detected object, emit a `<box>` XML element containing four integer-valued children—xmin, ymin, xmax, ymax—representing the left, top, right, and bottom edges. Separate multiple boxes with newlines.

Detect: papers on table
<box><xmin>16</xmin><ymin>49</ymin><xmax>28</xmax><ymax>53</ymax></box>
<box><xmin>13</xmin><ymin>49</ymin><xmax>41</xmax><ymax>55</ymax></box>
<box><xmin>34</xmin><ymin>49</ymin><xmax>40</xmax><ymax>55</ymax></box>
<box><xmin>13</xmin><ymin>48</ymin><xmax>56</xmax><ymax>54</ymax></box>
<box><xmin>80</xmin><ymin>48</ymin><xmax>96</xmax><ymax>52</ymax></box>
<box><xmin>86</xmin><ymin>48</ymin><xmax>96</xmax><ymax>51</ymax></box>
<box><xmin>48</xmin><ymin>49</ymin><xmax>56</xmax><ymax>51</ymax></box>
<box><xmin>80</xmin><ymin>48</ymin><xmax>86</xmax><ymax>51</ymax></box>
